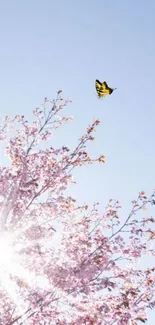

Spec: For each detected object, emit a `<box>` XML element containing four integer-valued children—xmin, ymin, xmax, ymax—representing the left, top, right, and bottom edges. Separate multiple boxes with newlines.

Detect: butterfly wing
<box><xmin>95</xmin><ymin>80</ymin><xmax>109</xmax><ymax>98</ymax></box>
<box><xmin>101</xmin><ymin>82</ymin><xmax>111</xmax><ymax>96</ymax></box>
<box><xmin>102</xmin><ymin>81</ymin><xmax>108</xmax><ymax>89</ymax></box>
<box><xmin>95</xmin><ymin>80</ymin><xmax>102</xmax><ymax>92</ymax></box>
<box><xmin>102</xmin><ymin>82</ymin><xmax>116</xmax><ymax>95</ymax></box>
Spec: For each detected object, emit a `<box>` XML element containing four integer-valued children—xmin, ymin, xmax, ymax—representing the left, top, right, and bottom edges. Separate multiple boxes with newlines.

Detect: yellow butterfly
<box><xmin>95</xmin><ymin>79</ymin><xmax>117</xmax><ymax>98</ymax></box>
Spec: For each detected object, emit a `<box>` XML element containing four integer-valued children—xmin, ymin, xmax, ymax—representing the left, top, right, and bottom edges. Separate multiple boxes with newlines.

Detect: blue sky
<box><xmin>0</xmin><ymin>0</ymin><xmax>155</xmax><ymax>322</ymax></box>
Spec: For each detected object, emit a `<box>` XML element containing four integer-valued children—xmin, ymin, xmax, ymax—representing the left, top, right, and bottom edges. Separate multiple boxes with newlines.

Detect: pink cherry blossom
<box><xmin>0</xmin><ymin>92</ymin><xmax>154</xmax><ymax>325</ymax></box>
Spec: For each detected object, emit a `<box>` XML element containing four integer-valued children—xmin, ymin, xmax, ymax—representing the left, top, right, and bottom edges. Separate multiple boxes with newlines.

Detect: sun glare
<box><xmin>0</xmin><ymin>227</ymin><xmax>53</xmax><ymax>321</ymax></box>
<box><xmin>0</xmin><ymin>232</ymin><xmax>14</xmax><ymax>267</ymax></box>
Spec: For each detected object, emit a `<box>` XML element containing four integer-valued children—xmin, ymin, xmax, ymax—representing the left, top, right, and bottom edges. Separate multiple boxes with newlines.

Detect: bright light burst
<box><xmin>0</xmin><ymin>225</ymin><xmax>54</xmax><ymax>322</ymax></box>
<box><xmin>0</xmin><ymin>232</ymin><xmax>14</xmax><ymax>267</ymax></box>
<box><xmin>0</xmin><ymin>231</ymin><xmax>28</xmax><ymax>316</ymax></box>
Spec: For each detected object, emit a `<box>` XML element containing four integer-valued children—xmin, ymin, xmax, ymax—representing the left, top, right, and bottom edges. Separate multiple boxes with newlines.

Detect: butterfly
<box><xmin>95</xmin><ymin>79</ymin><xmax>117</xmax><ymax>98</ymax></box>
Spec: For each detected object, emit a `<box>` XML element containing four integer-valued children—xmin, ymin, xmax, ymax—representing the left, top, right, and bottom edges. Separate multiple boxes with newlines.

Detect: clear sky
<box><xmin>0</xmin><ymin>1</ymin><xmax>155</xmax><ymax>323</ymax></box>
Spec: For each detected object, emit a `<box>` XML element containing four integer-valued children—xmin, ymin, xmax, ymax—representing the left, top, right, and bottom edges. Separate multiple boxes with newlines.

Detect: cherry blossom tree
<box><xmin>0</xmin><ymin>91</ymin><xmax>154</xmax><ymax>325</ymax></box>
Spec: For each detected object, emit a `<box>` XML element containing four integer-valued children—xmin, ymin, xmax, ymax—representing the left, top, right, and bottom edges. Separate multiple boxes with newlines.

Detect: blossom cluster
<box><xmin>0</xmin><ymin>92</ymin><xmax>154</xmax><ymax>325</ymax></box>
